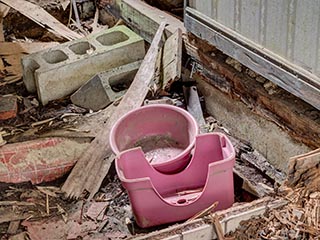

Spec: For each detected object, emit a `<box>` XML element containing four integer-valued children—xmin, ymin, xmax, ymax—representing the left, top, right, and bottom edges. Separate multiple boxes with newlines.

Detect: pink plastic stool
<box><xmin>116</xmin><ymin>132</ymin><xmax>235</xmax><ymax>228</ymax></box>
<box><xmin>110</xmin><ymin>104</ymin><xmax>199</xmax><ymax>173</ymax></box>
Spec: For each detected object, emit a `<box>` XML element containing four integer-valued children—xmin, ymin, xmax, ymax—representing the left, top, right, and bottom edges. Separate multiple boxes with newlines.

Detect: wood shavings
<box><xmin>228</xmin><ymin>149</ymin><xmax>320</xmax><ymax>239</ymax></box>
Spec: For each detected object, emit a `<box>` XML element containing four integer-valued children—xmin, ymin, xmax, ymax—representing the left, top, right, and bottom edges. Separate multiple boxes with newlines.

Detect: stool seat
<box><xmin>116</xmin><ymin>132</ymin><xmax>235</xmax><ymax>228</ymax></box>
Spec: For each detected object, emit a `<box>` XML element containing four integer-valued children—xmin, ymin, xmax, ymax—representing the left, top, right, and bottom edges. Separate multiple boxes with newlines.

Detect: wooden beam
<box><xmin>119</xmin><ymin>0</ymin><xmax>185</xmax><ymax>43</ymax></box>
<box><xmin>185</xmin><ymin>7</ymin><xmax>320</xmax><ymax>110</ymax></box>
<box><xmin>62</xmin><ymin>22</ymin><xmax>166</xmax><ymax>199</ymax></box>
<box><xmin>0</xmin><ymin>0</ymin><xmax>81</xmax><ymax>40</ymax></box>
<box><xmin>7</xmin><ymin>220</ymin><xmax>20</xmax><ymax>235</ymax></box>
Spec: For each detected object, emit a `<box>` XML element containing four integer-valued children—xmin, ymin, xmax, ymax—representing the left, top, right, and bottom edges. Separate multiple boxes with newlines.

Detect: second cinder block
<box><xmin>71</xmin><ymin>61</ymin><xmax>142</xmax><ymax>111</ymax></box>
<box><xmin>22</xmin><ymin>26</ymin><xmax>145</xmax><ymax>105</ymax></box>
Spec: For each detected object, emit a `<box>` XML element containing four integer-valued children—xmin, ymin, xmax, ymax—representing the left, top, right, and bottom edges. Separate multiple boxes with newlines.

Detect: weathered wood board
<box><xmin>0</xmin><ymin>0</ymin><xmax>81</xmax><ymax>40</ymax></box>
<box><xmin>161</xmin><ymin>28</ymin><xmax>182</xmax><ymax>90</ymax></box>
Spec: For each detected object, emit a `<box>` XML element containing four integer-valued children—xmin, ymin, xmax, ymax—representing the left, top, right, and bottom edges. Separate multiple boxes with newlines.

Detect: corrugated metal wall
<box><xmin>189</xmin><ymin>0</ymin><xmax>320</xmax><ymax>78</ymax></box>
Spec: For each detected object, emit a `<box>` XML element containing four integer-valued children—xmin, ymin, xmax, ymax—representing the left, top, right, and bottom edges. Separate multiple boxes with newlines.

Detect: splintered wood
<box><xmin>287</xmin><ymin>148</ymin><xmax>320</xmax><ymax>192</ymax></box>
<box><xmin>229</xmin><ymin>149</ymin><xmax>320</xmax><ymax>240</ymax></box>
<box><xmin>229</xmin><ymin>189</ymin><xmax>320</xmax><ymax>239</ymax></box>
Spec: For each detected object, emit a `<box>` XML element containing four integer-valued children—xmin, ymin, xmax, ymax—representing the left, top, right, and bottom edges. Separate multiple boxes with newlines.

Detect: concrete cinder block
<box><xmin>70</xmin><ymin>60</ymin><xmax>142</xmax><ymax>111</ymax></box>
<box><xmin>22</xmin><ymin>26</ymin><xmax>145</xmax><ymax>105</ymax></box>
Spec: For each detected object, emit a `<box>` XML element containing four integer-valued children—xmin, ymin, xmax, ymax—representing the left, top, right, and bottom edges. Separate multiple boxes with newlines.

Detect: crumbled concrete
<box><xmin>22</xmin><ymin>25</ymin><xmax>145</xmax><ymax>105</ymax></box>
<box><xmin>225</xmin><ymin>57</ymin><xmax>242</xmax><ymax>72</ymax></box>
<box><xmin>71</xmin><ymin>61</ymin><xmax>141</xmax><ymax>111</ymax></box>
<box><xmin>0</xmin><ymin>95</ymin><xmax>18</xmax><ymax>120</ymax></box>
<box><xmin>197</xmin><ymin>79</ymin><xmax>311</xmax><ymax>172</ymax></box>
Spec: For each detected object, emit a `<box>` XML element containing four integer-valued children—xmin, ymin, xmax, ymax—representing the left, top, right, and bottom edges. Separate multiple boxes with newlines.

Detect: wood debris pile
<box><xmin>229</xmin><ymin>149</ymin><xmax>320</xmax><ymax>240</ymax></box>
<box><xmin>0</xmin><ymin>184</ymin><xmax>72</xmax><ymax>228</ymax></box>
<box><xmin>229</xmin><ymin>188</ymin><xmax>320</xmax><ymax>239</ymax></box>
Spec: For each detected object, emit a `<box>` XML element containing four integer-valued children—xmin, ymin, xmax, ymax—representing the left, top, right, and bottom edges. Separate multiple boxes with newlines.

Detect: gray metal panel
<box><xmin>189</xmin><ymin>0</ymin><xmax>320</xmax><ymax>79</ymax></box>
<box><xmin>293</xmin><ymin>0</ymin><xmax>320</xmax><ymax>73</ymax></box>
<box><xmin>264</xmin><ymin>0</ymin><xmax>289</xmax><ymax>58</ymax></box>
<box><xmin>216</xmin><ymin>0</ymin><xmax>235</xmax><ymax>29</ymax></box>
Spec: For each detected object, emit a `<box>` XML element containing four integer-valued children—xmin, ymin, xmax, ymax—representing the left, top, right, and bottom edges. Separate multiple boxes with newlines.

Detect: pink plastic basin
<box><xmin>109</xmin><ymin>104</ymin><xmax>199</xmax><ymax>173</ymax></box>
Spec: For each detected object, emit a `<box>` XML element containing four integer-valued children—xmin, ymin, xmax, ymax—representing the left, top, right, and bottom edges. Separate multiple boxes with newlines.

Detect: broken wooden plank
<box><xmin>8</xmin><ymin>232</ymin><xmax>27</xmax><ymax>240</ymax></box>
<box><xmin>2</xmin><ymin>54</ymin><xmax>22</xmax><ymax>76</ymax></box>
<box><xmin>153</xmin><ymin>43</ymin><xmax>164</xmax><ymax>92</ymax></box>
<box><xmin>0</xmin><ymin>3</ymin><xmax>9</xmax><ymax>41</ymax></box>
<box><xmin>161</xmin><ymin>28</ymin><xmax>182</xmax><ymax>90</ymax></box>
<box><xmin>133</xmin><ymin>197</ymin><xmax>287</xmax><ymax>240</ymax></box>
<box><xmin>241</xmin><ymin>150</ymin><xmax>286</xmax><ymax>184</ymax></box>
<box><xmin>0</xmin><ymin>42</ymin><xmax>59</xmax><ymax>55</ymax></box>
<box><xmin>7</xmin><ymin>220</ymin><xmax>20</xmax><ymax>235</ymax></box>
<box><xmin>233</xmin><ymin>168</ymin><xmax>274</xmax><ymax>198</ymax></box>
<box><xmin>287</xmin><ymin>148</ymin><xmax>320</xmax><ymax>192</ymax></box>
<box><xmin>119</xmin><ymin>0</ymin><xmax>185</xmax><ymax>42</ymax></box>
<box><xmin>0</xmin><ymin>0</ymin><xmax>81</xmax><ymax>40</ymax></box>
<box><xmin>62</xmin><ymin>22</ymin><xmax>166</xmax><ymax>199</ymax></box>
<box><xmin>0</xmin><ymin>209</ymin><xmax>33</xmax><ymax>224</ymax></box>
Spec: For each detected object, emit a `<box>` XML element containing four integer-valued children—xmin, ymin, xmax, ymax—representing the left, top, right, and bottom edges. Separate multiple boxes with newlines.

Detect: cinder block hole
<box><xmin>42</xmin><ymin>50</ymin><xmax>68</xmax><ymax>64</ymax></box>
<box><xmin>108</xmin><ymin>69</ymin><xmax>138</xmax><ymax>92</ymax></box>
<box><xmin>69</xmin><ymin>42</ymin><xmax>95</xmax><ymax>55</ymax></box>
<box><xmin>96</xmin><ymin>31</ymin><xmax>129</xmax><ymax>46</ymax></box>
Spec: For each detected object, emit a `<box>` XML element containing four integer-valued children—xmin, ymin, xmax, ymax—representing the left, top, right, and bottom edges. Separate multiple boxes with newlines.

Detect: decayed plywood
<box><xmin>288</xmin><ymin>148</ymin><xmax>320</xmax><ymax>192</ymax></box>
<box><xmin>0</xmin><ymin>0</ymin><xmax>81</xmax><ymax>40</ymax></box>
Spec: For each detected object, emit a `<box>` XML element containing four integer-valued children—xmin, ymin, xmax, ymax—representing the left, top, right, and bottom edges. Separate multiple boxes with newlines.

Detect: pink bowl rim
<box><xmin>109</xmin><ymin>104</ymin><xmax>199</xmax><ymax>168</ymax></box>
